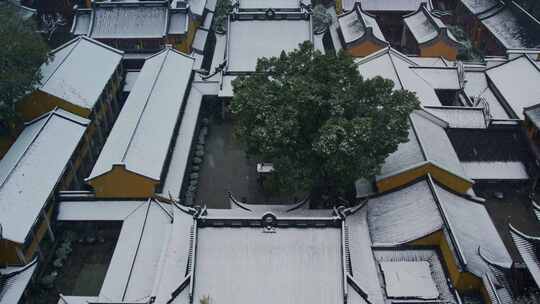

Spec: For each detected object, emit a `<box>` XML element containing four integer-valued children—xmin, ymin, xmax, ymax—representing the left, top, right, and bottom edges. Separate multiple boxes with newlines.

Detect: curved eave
<box><xmin>533</xmin><ymin>201</ymin><xmax>540</xmax><ymax>222</ymax></box>
<box><xmin>346</xmin><ymin>30</ymin><xmax>388</xmax><ymax>48</ymax></box>
<box><xmin>419</xmin><ymin>29</ymin><xmax>461</xmax><ymax>48</ymax></box>
<box><xmin>509</xmin><ymin>223</ymin><xmax>540</xmax><ymax>288</ymax></box>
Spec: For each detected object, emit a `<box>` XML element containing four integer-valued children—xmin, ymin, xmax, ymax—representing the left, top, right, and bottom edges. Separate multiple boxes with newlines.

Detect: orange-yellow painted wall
<box><xmin>411</xmin><ymin>231</ymin><xmax>487</xmax><ymax>299</ymax></box>
<box><xmin>420</xmin><ymin>40</ymin><xmax>458</xmax><ymax>60</ymax></box>
<box><xmin>376</xmin><ymin>163</ymin><xmax>472</xmax><ymax>194</ymax></box>
<box><xmin>346</xmin><ymin>40</ymin><xmax>385</xmax><ymax>57</ymax></box>
<box><xmin>335</xmin><ymin>0</ymin><xmax>343</xmax><ymax>14</ymax></box>
<box><xmin>0</xmin><ymin>239</ymin><xmax>21</xmax><ymax>265</ymax></box>
<box><xmin>88</xmin><ymin>165</ymin><xmax>158</xmax><ymax>198</ymax></box>
<box><xmin>0</xmin><ymin>203</ymin><xmax>55</xmax><ymax>265</ymax></box>
<box><xmin>17</xmin><ymin>90</ymin><xmax>91</xmax><ymax>121</ymax></box>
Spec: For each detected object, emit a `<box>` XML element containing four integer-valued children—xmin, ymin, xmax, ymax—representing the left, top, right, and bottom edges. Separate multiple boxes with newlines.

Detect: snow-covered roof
<box><xmin>193</xmin><ymin>227</ymin><xmax>343</xmax><ymax>304</ymax></box>
<box><xmin>168</xmin><ymin>9</ymin><xmax>189</xmax><ymax>35</ymax></box>
<box><xmin>463</xmin><ymin>70</ymin><xmax>510</xmax><ymax>120</ymax></box>
<box><xmin>71</xmin><ymin>9</ymin><xmax>91</xmax><ymax>36</ymax></box>
<box><xmin>97</xmin><ymin>200</ymin><xmax>194</xmax><ymax>302</ymax></box>
<box><xmin>475</xmin><ymin>1</ymin><xmax>540</xmax><ymax>50</ymax></box>
<box><xmin>192</xmin><ymin>28</ymin><xmax>209</xmax><ymax>54</ymax></box>
<box><xmin>509</xmin><ymin>224</ymin><xmax>540</xmax><ymax>288</ymax></box>
<box><xmin>409</xmin><ymin>56</ymin><xmax>451</xmax><ymax>67</ymax></box>
<box><xmin>486</xmin><ymin>56</ymin><xmax>540</xmax><ymax>120</ymax></box>
<box><xmin>373</xmin><ymin>249</ymin><xmax>456</xmax><ymax>303</ymax></box>
<box><xmin>356</xmin><ymin>47</ymin><xmax>442</xmax><ymax>106</ymax></box>
<box><xmin>343</xmin><ymin>0</ymin><xmax>430</xmax><ymax>12</ymax></box>
<box><xmin>57</xmin><ymin>200</ymin><xmax>146</xmax><ymax>221</ymax></box>
<box><xmin>238</xmin><ymin>0</ymin><xmax>309</xmax><ymax>10</ymax></box>
<box><xmin>459</xmin><ymin>0</ymin><xmax>499</xmax><ymax>15</ymax></box>
<box><xmin>411</xmin><ymin>67</ymin><xmax>460</xmax><ymax>90</ymax></box>
<box><xmin>380</xmin><ymin>261</ymin><xmax>439</xmax><ymax>299</ymax></box>
<box><xmin>368</xmin><ymin>179</ymin><xmax>443</xmax><ymax>245</ymax></box>
<box><xmin>425</xmin><ymin>106</ymin><xmax>487</xmax><ymax>129</ymax></box>
<box><xmin>337</xmin><ymin>4</ymin><xmax>387</xmax><ymax>46</ymax></box>
<box><xmin>74</xmin><ymin>1</ymin><xmax>188</xmax><ymax>39</ymax></box>
<box><xmin>0</xmin><ymin>259</ymin><xmax>38</xmax><ymax>304</ymax></box>
<box><xmin>56</xmin><ymin>189</ymin><xmax>509</xmax><ymax>304</ymax></box>
<box><xmin>377</xmin><ymin>110</ymin><xmax>469</xmax><ymax>182</ymax></box>
<box><xmin>462</xmin><ymin>161</ymin><xmax>529</xmax><ymax>180</ymax></box>
<box><xmin>122</xmin><ymin>70</ymin><xmax>140</xmax><ymax>93</ymax></box>
<box><xmin>404</xmin><ymin>3</ymin><xmax>458</xmax><ymax>45</ymax></box>
<box><xmin>0</xmin><ymin>109</ymin><xmax>88</xmax><ymax>244</ymax></box>
<box><xmin>189</xmin><ymin>0</ymin><xmax>206</xmax><ymax>17</ymax></box>
<box><xmin>38</xmin><ymin>36</ymin><xmax>123</xmax><ymax>111</ymax></box>
<box><xmin>227</xmin><ymin>18</ymin><xmax>312</xmax><ymax>72</ymax></box>
<box><xmin>159</xmin><ymin>82</ymin><xmax>204</xmax><ymax>199</ymax></box>
<box><xmin>87</xmin><ymin>48</ymin><xmax>194</xmax><ymax>182</ymax></box>
<box><xmin>434</xmin><ymin>182</ymin><xmax>513</xmax><ymax>279</ymax></box>
<box><xmin>367</xmin><ymin>176</ymin><xmax>511</xmax><ymax>284</ymax></box>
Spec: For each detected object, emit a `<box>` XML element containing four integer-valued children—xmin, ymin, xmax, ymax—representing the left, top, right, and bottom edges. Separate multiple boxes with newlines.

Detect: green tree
<box><xmin>0</xmin><ymin>4</ymin><xmax>49</xmax><ymax>133</ymax></box>
<box><xmin>231</xmin><ymin>42</ymin><xmax>419</xmax><ymax>204</ymax></box>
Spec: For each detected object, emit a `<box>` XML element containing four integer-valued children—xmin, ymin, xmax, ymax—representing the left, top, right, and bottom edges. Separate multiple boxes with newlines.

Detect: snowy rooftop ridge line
<box><xmin>403</xmin><ymin>2</ymin><xmax>458</xmax><ymax>45</ymax></box>
<box><xmin>38</xmin><ymin>36</ymin><xmax>123</xmax><ymax>110</ymax></box>
<box><xmin>337</xmin><ymin>2</ymin><xmax>387</xmax><ymax>46</ymax></box>
<box><xmin>87</xmin><ymin>47</ymin><xmax>194</xmax><ymax>182</ymax></box>
<box><xmin>0</xmin><ymin>108</ymin><xmax>88</xmax><ymax>244</ymax></box>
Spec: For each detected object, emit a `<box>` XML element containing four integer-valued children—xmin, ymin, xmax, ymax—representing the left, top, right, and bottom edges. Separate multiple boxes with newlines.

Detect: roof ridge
<box><xmin>0</xmin><ymin>110</ymin><xmax>57</xmax><ymax>189</ymax></box>
<box><xmin>121</xmin><ymin>199</ymin><xmax>152</xmax><ymax>301</ymax></box>
<box><xmin>120</xmin><ymin>49</ymin><xmax>171</xmax><ymax>164</ymax></box>
<box><xmin>426</xmin><ymin>174</ymin><xmax>469</xmax><ymax>268</ymax></box>
<box><xmin>41</xmin><ymin>37</ymin><xmax>83</xmax><ymax>89</ymax></box>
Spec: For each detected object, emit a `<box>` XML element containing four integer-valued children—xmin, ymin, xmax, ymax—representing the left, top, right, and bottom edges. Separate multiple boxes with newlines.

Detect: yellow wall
<box><xmin>335</xmin><ymin>0</ymin><xmax>343</xmax><ymax>14</ymax></box>
<box><xmin>376</xmin><ymin>163</ymin><xmax>472</xmax><ymax>194</ymax></box>
<box><xmin>346</xmin><ymin>40</ymin><xmax>385</xmax><ymax>57</ymax></box>
<box><xmin>0</xmin><ymin>202</ymin><xmax>55</xmax><ymax>265</ymax></box>
<box><xmin>412</xmin><ymin>231</ymin><xmax>484</xmax><ymax>294</ymax></box>
<box><xmin>420</xmin><ymin>40</ymin><xmax>458</xmax><ymax>60</ymax></box>
<box><xmin>176</xmin><ymin>18</ymin><xmax>200</xmax><ymax>54</ymax></box>
<box><xmin>0</xmin><ymin>239</ymin><xmax>21</xmax><ymax>265</ymax></box>
<box><xmin>17</xmin><ymin>90</ymin><xmax>91</xmax><ymax>121</ymax></box>
<box><xmin>88</xmin><ymin>165</ymin><xmax>158</xmax><ymax>198</ymax></box>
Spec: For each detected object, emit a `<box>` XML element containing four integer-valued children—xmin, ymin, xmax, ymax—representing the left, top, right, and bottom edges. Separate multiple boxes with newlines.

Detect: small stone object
<box><xmin>86</xmin><ymin>235</ymin><xmax>96</xmax><ymax>244</ymax></box>
<box><xmin>190</xmin><ymin>180</ymin><xmax>198</xmax><ymax>187</ymax></box>
<box><xmin>200</xmin><ymin>126</ymin><xmax>209</xmax><ymax>136</ymax></box>
<box><xmin>188</xmin><ymin>185</ymin><xmax>197</xmax><ymax>193</ymax></box>
<box><xmin>494</xmin><ymin>191</ymin><xmax>504</xmax><ymax>199</ymax></box>
<box><xmin>195</xmin><ymin>150</ymin><xmax>204</xmax><ymax>158</ymax></box>
<box><xmin>40</xmin><ymin>271</ymin><xmax>58</xmax><ymax>288</ymax></box>
<box><xmin>190</xmin><ymin>172</ymin><xmax>199</xmax><ymax>180</ymax></box>
<box><xmin>196</xmin><ymin>144</ymin><xmax>204</xmax><ymax>151</ymax></box>
<box><xmin>191</xmin><ymin>165</ymin><xmax>200</xmax><ymax>172</ymax></box>
<box><xmin>193</xmin><ymin>157</ymin><xmax>203</xmax><ymax>165</ymax></box>
<box><xmin>53</xmin><ymin>258</ymin><xmax>64</xmax><ymax>268</ymax></box>
<box><xmin>201</xmin><ymin>118</ymin><xmax>210</xmax><ymax>125</ymax></box>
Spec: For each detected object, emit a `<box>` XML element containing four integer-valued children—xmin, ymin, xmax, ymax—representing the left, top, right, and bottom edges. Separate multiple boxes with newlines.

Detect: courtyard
<box><xmin>195</xmin><ymin>110</ymin><xmax>305</xmax><ymax>208</ymax></box>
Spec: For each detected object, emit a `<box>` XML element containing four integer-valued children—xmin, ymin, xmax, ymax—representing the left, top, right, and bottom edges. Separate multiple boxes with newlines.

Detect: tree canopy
<box><xmin>0</xmin><ymin>4</ymin><xmax>49</xmax><ymax>133</ymax></box>
<box><xmin>231</xmin><ymin>42</ymin><xmax>420</xmax><ymax>202</ymax></box>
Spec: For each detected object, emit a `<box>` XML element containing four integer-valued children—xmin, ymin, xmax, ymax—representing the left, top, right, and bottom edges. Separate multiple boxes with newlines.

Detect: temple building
<box><xmin>402</xmin><ymin>3</ymin><xmax>460</xmax><ymax>60</ymax></box>
<box><xmin>337</xmin><ymin>3</ymin><xmax>388</xmax><ymax>57</ymax></box>
<box><xmin>455</xmin><ymin>0</ymin><xmax>540</xmax><ymax>56</ymax></box>
<box><xmin>0</xmin><ymin>109</ymin><xmax>88</xmax><ymax>266</ymax></box>
<box><xmin>85</xmin><ymin>47</ymin><xmax>195</xmax><ymax>198</ymax></box>
<box><xmin>72</xmin><ymin>1</ymin><xmax>196</xmax><ymax>54</ymax></box>
<box><xmin>55</xmin><ymin>175</ymin><xmax>513</xmax><ymax>304</ymax></box>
